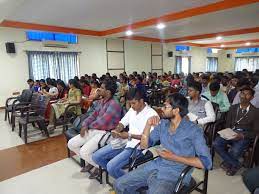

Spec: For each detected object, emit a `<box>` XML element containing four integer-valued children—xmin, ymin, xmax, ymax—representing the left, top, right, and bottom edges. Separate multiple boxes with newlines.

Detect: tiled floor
<box><xmin>0</xmin><ymin>110</ymin><xmax>250</xmax><ymax>194</ymax></box>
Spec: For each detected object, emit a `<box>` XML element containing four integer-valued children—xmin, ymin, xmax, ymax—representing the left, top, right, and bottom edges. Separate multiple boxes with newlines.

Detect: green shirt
<box><xmin>203</xmin><ymin>90</ymin><xmax>230</xmax><ymax>112</ymax></box>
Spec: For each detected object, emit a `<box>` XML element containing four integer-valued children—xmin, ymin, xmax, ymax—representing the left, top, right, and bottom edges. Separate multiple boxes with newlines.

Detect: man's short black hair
<box><xmin>188</xmin><ymin>81</ymin><xmax>202</xmax><ymax>94</ymax></box>
<box><xmin>240</xmin><ymin>86</ymin><xmax>255</xmax><ymax>96</ymax></box>
<box><xmin>27</xmin><ymin>79</ymin><xmax>34</xmax><ymax>82</ymax></box>
<box><xmin>167</xmin><ymin>93</ymin><xmax>189</xmax><ymax>118</ymax></box>
<box><xmin>209</xmin><ymin>81</ymin><xmax>220</xmax><ymax>91</ymax></box>
<box><xmin>102</xmin><ymin>79</ymin><xmax>117</xmax><ymax>96</ymax></box>
<box><xmin>126</xmin><ymin>88</ymin><xmax>145</xmax><ymax>101</ymax></box>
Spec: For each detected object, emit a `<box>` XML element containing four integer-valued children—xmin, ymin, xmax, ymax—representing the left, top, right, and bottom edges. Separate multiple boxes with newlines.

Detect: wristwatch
<box><xmin>128</xmin><ymin>133</ymin><xmax>132</xmax><ymax>141</ymax></box>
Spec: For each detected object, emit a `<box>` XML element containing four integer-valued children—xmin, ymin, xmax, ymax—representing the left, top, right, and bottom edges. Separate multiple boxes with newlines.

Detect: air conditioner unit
<box><xmin>42</xmin><ymin>41</ymin><xmax>69</xmax><ymax>48</ymax></box>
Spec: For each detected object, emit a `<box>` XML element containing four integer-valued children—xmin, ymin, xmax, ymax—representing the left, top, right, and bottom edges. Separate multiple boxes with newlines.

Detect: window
<box><xmin>206</xmin><ymin>57</ymin><xmax>218</xmax><ymax>72</ymax></box>
<box><xmin>26</xmin><ymin>31</ymin><xmax>78</xmax><ymax>44</ymax></box>
<box><xmin>176</xmin><ymin>45</ymin><xmax>190</xmax><ymax>51</ymax></box>
<box><xmin>27</xmin><ymin>51</ymin><xmax>79</xmax><ymax>83</ymax></box>
<box><xmin>236</xmin><ymin>48</ymin><xmax>259</xmax><ymax>54</ymax></box>
<box><xmin>235</xmin><ymin>57</ymin><xmax>259</xmax><ymax>71</ymax></box>
<box><xmin>175</xmin><ymin>56</ymin><xmax>191</xmax><ymax>74</ymax></box>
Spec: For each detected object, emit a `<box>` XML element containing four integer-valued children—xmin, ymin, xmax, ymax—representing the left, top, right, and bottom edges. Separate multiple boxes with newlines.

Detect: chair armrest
<box><xmin>174</xmin><ymin>166</ymin><xmax>194</xmax><ymax>193</ymax></box>
<box><xmin>6</xmin><ymin>97</ymin><xmax>18</xmax><ymax>107</ymax></box>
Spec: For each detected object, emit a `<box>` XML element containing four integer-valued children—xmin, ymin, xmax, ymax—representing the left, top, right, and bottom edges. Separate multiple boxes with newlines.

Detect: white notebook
<box><xmin>217</xmin><ymin>128</ymin><xmax>237</xmax><ymax>140</ymax></box>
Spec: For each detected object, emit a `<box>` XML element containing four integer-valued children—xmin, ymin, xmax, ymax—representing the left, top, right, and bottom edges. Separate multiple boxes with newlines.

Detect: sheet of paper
<box><xmin>217</xmin><ymin>128</ymin><xmax>237</xmax><ymax>140</ymax></box>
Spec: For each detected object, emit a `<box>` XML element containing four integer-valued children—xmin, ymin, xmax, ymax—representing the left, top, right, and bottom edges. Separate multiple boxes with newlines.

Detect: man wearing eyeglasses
<box><xmin>114</xmin><ymin>93</ymin><xmax>212</xmax><ymax>194</ymax></box>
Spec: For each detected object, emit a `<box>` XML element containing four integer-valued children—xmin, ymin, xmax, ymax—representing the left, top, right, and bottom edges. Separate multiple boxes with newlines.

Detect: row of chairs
<box><xmin>4</xmin><ymin>90</ymin><xmax>80</xmax><ymax>143</ymax></box>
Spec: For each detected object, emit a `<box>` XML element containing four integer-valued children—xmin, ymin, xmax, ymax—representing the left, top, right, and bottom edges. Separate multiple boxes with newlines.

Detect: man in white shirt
<box><xmin>91</xmin><ymin>88</ymin><xmax>158</xmax><ymax>179</ymax></box>
<box><xmin>187</xmin><ymin>81</ymin><xmax>215</xmax><ymax>126</ymax></box>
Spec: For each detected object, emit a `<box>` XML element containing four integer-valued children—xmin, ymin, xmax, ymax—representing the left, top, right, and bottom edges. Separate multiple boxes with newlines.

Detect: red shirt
<box><xmin>82</xmin><ymin>85</ymin><xmax>91</xmax><ymax>96</ymax></box>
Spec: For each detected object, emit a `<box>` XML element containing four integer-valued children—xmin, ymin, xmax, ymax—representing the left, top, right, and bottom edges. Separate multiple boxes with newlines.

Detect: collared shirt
<box><xmin>187</xmin><ymin>98</ymin><xmax>216</xmax><ymax>126</ymax></box>
<box><xmin>82</xmin><ymin>98</ymin><xmax>121</xmax><ymax>131</ymax></box>
<box><xmin>203</xmin><ymin>90</ymin><xmax>230</xmax><ymax>112</ymax></box>
<box><xmin>120</xmin><ymin>105</ymin><xmax>158</xmax><ymax>148</ymax></box>
<box><xmin>145</xmin><ymin>119</ymin><xmax>212</xmax><ymax>184</ymax></box>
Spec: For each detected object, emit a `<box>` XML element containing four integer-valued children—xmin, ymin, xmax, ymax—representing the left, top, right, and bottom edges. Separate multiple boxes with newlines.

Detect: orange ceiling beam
<box><xmin>101</xmin><ymin>0</ymin><xmax>259</xmax><ymax>36</ymax></box>
<box><xmin>224</xmin><ymin>44</ymin><xmax>259</xmax><ymax>50</ymax></box>
<box><xmin>165</xmin><ymin>27</ymin><xmax>259</xmax><ymax>43</ymax></box>
<box><xmin>120</xmin><ymin>36</ymin><xmax>163</xmax><ymax>43</ymax></box>
<box><xmin>0</xmin><ymin>20</ymin><xmax>103</xmax><ymax>36</ymax></box>
<box><xmin>204</xmin><ymin>39</ymin><xmax>259</xmax><ymax>47</ymax></box>
<box><xmin>1</xmin><ymin>0</ymin><xmax>258</xmax><ymax>37</ymax></box>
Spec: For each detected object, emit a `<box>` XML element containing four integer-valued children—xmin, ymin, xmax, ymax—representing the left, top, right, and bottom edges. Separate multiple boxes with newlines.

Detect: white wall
<box><xmin>124</xmin><ymin>40</ymin><xmax>151</xmax><ymax>74</ymax></box>
<box><xmin>0</xmin><ymin>27</ymin><xmax>153</xmax><ymax>106</ymax></box>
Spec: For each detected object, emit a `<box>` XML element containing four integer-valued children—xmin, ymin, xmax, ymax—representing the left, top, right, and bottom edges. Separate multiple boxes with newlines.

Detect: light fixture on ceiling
<box><xmin>216</xmin><ymin>36</ymin><xmax>223</xmax><ymax>40</ymax></box>
<box><xmin>125</xmin><ymin>30</ymin><xmax>133</xmax><ymax>36</ymax></box>
<box><xmin>220</xmin><ymin>44</ymin><xmax>225</xmax><ymax>48</ymax></box>
<box><xmin>156</xmin><ymin>23</ymin><xmax>166</xmax><ymax>29</ymax></box>
<box><xmin>245</xmin><ymin>42</ymin><xmax>251</xmax><ymax>46</ymax></box>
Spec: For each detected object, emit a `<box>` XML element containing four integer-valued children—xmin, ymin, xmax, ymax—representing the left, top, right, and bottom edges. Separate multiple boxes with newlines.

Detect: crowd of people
<box><xmin>25</xmin><ymin>68</ymin><xmax>259</xmax><ymax>194</ymax></box>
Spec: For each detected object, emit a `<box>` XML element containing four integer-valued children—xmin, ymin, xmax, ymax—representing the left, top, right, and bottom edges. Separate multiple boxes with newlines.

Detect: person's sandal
<box><xmin>89</xmin><ymin>168</ymin><xmax>100</xmax><ymax>179</ymax></box>
<box><xmin>226</xmin><ymin>166</ymin><xmax>241</xmax><ymax>176</ymax></box>
<box><xmin>80</xmin><ymin>164</ymin><xmax>94</xmax><ymax>173</ymax></box>
<box><xmin>220</xmin><ymin>162</ymin><xmax>231</xmax><ymax>171</ymax></box>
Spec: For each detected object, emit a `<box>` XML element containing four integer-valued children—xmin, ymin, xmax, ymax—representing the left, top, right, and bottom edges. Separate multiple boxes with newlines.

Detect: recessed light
<box><xmin>125</xmin><ymin>30</ymin><xmax>133</xmax><ymax>36</ymax></box>
<box><xmin>220</xmin><ymin>44</ymin><xmax>225</xmax><ymax>48</ymax></box>
<box><xmin>156</xmin><ymin>23</ymin><xmax>166</xmax><ymax>29</ymax></box>
<box><xmin>245</xmin><ymin>42</ymin><xmax>251</xmax><ymax>46</ymax></box>
<box><xmin>216</xmin><ymin>36</ymin><xmax>223</xmax><ymax>40</ymax></box>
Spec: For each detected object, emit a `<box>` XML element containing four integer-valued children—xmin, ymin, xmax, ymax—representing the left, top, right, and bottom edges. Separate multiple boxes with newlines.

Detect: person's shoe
<box><xmin>220</xmin><ymin>162</ymin><xmax>232</xmax><ymax>171</ymax></box>
<box><xmin>226</xmin><ymin>165</ymin><xmax>241</xmax><ymax>176</ymax></box>
<box><xmin>89</xmin><ymin>168</ymin><xmax>100</xmax><ymax>179</ymax></box>
<box><xmin>80</xmin><ymin>164</ymin><xmax>94</xmax><ymax>173</ymax></box>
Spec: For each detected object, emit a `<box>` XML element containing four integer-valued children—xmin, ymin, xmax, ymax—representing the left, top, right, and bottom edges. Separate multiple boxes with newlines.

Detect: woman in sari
<box><xmin>48</xmin><ymin>79</ymin><xmax>82</xmax><ymax>132</ymax></box>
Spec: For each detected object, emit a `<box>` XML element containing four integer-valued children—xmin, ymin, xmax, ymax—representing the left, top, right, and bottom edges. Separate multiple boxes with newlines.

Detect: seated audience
<box><xmin>39</xmin><ymin>79</ymin><xmax>50</xmax><ymax>92</ymax></box>
<box><xmin>171</xmin><ymin>74</ymin><xmax>181</xmax><ymax>88</ymax></box>
<box><xmin>80</xmin><ymin>79</ymin><xmax>91</xmax><ymax>97</ymax></box>
<box><xmin>56</xmin><ymin>80</ymin><xmax>68</xmax><ymax>99</ymax></box>
<box><xmin>27</xmin><ymin>79</ymin><xmax>39</xmax><ymax>92</ymax></box>
<box><xmin>201</xmin><ymin>74</ymin><xmax>210</xmax><ymax>94</ymax></box>
<box><xmin>114</xmin><ymin>93</ymin><xmax>212</xmax><ymax>194</ymax></box>
<box><xmin>91</xmin><ymin>88</ymin><xmax>158</xmax><ymax>179</ymax></box>
<box><xmin>48</xmin><ymin>79</ymin><xmax>82</xmax><ymax>131</ymax></box>
<box><xmin>213</xmin><ymin>87</ymin><xmax>258</xmax><ymax>176</ymax></box>
<box><xmin>187</xmin><ymin>81</ymin><xmax>215</xmax><ymax>126</ymax></box>
<box><xmin>67</xmin><ymin>79</ymin><xmax>122</xmax><ymax>176</ymax></box>
<box><xmin>227</xmin><ymin>76</ymin><xmax>239</xmax><ymax>103</ymax></box>
<box><xmin>41</xmin><ymin>78</ymin><xmax>59</xmax><ymax>99</ymax></box>
<box><xmin>203</xmin><ymin>81</ymin><xmax>230</xmax><ymax>113</ymax></box>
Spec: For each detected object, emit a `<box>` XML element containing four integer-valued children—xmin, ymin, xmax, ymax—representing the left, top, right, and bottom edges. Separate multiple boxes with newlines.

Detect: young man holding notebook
<box><xmin>213</xmin><ymin>87</ymin><xmax>259</xmax><ymax>176</ymax></box>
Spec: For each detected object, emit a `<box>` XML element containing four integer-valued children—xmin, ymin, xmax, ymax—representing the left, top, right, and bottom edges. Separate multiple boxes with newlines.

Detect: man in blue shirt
<box><xmin>114</xmin><ymin>93</ymin><xmax>212</xmax><ymax>194</ymax></box>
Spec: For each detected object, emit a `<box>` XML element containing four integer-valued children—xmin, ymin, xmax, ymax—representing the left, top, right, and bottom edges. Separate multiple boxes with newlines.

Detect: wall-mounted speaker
<box><xmin>5</xmin><ymin>42</ymin><xmax>16</xmax><ymax>53</ymax></box>
<box><xmin>168</xmin><ymin>51</ymin><xmax>173</xmax><ymax>58</ymax></box>
<box><xmin>227</xmin><ymin>54</ymin><xmax>231</xmax><ymax>58</ymax></box>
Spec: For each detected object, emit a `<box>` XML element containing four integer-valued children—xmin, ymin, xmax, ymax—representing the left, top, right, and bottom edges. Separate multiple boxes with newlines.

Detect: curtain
<box><xmin>235</xmin><ymin>57</ymin><xmax>259</xmax><ymax>71</ymax></box>
<box><xmin>27</xmin><ymin>51</ymin><xmax>79</xmax><ymax>83</ymax></box>
<box><xmin>175</xmin><ymin>56</ymin><xmax>182</xmax><ymax>74</ymax></box>
<box><xmin>206</xmin><ymin>57</ymin><xmax>218</xmax><ymax>72</ymax></box>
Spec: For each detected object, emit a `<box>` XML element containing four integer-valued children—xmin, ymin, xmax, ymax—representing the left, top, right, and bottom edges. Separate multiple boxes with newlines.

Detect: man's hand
<box><xmin>111</xmin><ymin>130</ymin><xmax>120</xmax><ymax>138</ymax></box>
<box><xmin>80</xmin><ymin>127</ymin><xmax>88</xmax><ymax>137</ymax></box>
<box><xmin>147</xmin><ymin>116</ymin><xmax>160</xmax><ymax>126</ymax></box>
<box><xmin>157</xmin><ymin>149</ymin><xmax>178</xmax><ymax>161</ymax></box>
<box><xmin>117</xmin><ymin>131</ymin><xmax>129</xmax><ymax>139</ymax></box>
<box><xmin>233</xmin><ymin>133</ymin><xmax>244</xmax><ymax>140</ymax></box>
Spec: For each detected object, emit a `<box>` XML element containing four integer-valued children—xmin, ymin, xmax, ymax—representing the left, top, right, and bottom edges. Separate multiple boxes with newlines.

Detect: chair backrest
<box><xmin>17</xmin><ymin>89</ymin><xmax>33</xmax><ymax>102</ymax></box>
<box><xmin>36</xmin><ymin>95</ymin><xmax>50</xmax><ymax>116</ymax></box>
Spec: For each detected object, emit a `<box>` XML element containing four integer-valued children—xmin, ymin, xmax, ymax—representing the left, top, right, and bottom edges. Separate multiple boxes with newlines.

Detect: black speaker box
<box><xmin>5</xmin><ymin>42</ymin><xmax>16</xmax><ymax>53</ymax></box>
<box><xmin>227</xmin><ymin>54</ymin><xmax>231</xmax><ymax>58</ymax></box>
<box><xmin>168</xmin><ymin>51</ymin><xmax>173</xmax><ymax>57</ymax></box>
